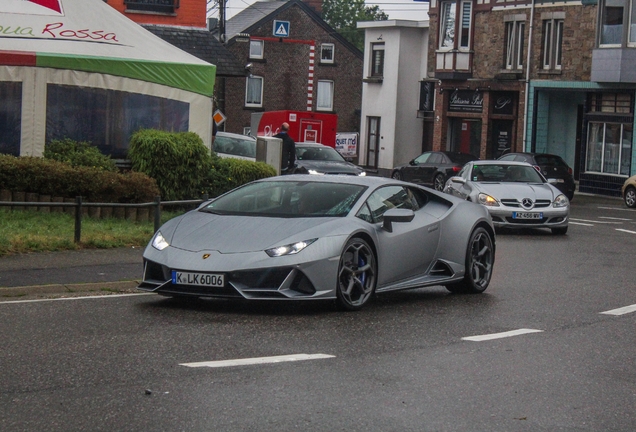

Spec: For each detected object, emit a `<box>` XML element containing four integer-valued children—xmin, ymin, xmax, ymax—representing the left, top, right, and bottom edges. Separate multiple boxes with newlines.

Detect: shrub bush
<box><xmin>44</xmin><ymin>138</ymin><xmax>117</xmax><ymax>172</ymax></box>
<box><xmin>128</xmin><ymin>129</ymin><xmax>213</xmax><ymax>201</ymax></box>
<box><xmin>206</xmin><ymin>157</ymin><xmax>277</xmax><ymax>197</ymax></box>
<box><xmin>0</xmin><ymin>155</ymin><xmax>159</xmax><ymax>202</ymax></box>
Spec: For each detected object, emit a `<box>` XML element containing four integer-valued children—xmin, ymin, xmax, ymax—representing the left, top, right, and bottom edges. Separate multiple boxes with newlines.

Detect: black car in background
<box><xmin>497</xmin><ymin>152</ymin><xmax>576</xmax><ymax>200</ymax></box>
<box><xmin>294</xmin><ymin>143</ymin><xmax>366</xmax><ymax>176</ymax></box>
<box><xmin>391</xmin><ymin>151</ymin><xmax>479</xmax><ymax>191</ymax></box>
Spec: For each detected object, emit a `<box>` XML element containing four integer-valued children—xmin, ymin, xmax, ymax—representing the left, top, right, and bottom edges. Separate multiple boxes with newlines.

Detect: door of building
<box><xmin>448</xmin><ymin>118</ymin><xmax>481</xmax><ymax>157</ymax></box>
<box><xmin>490</xmin><ymin>120</ymin><xmax>513</xmax><ymax>159</ymax></box>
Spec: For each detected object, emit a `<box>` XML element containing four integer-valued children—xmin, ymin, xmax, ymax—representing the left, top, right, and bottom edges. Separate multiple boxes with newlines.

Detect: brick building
<box><xmin>220</xmin><ymin>0</ymin><xmax>363</xmax><ymax>136</ymax></box>
<box><xmin>428</xmin><ymin>0</ymin><xmax>636</xmax><ymax>196</ymax></box>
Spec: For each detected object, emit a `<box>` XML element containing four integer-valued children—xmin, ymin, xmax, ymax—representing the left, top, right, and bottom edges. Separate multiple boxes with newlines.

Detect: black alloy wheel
<box><xmin>336</xmin><ymin>238</ymin><xmax>377</xmax><ymax>311</ymax></box>
<box><xmin>433</xmin><ymin>174</ymin><xmax>446</xmax><ymax>191</ymax></box>
<box><xmin>445</xmin><ymin>227</ymin><xmax>494</xmax><ymax>294</ymax></box>
<box><xmin>391</xmin><ymin>171</ymin><xmax>402</xmax><ymax>181</ymax></box>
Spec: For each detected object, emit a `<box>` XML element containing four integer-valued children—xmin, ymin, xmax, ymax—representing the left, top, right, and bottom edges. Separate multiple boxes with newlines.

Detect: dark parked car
<box><xmin>294</xmin><ymin>143</ymin><xmax>366</xmax><ymax>176</ymax></box>
<box><xmin>497</xmin><ymin>152</ymin><xmax>575</xmax><ymax>200</ymax></box>
<box><xmin>391</xmin><ymin>151</ymin><xmax>478</xmax><ymax>191</ymax></box>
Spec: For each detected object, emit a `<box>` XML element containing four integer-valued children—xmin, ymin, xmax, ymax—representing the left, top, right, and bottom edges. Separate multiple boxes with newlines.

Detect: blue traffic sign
<box><xmin>273</xmin><ymin>20</ymin><xmax>290</xmax><ymax>37</ymax></box>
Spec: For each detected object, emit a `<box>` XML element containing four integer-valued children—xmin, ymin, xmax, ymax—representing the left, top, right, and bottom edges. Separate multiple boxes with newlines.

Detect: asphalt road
<box><xmin>0</xmin><ymin>193</ymin><xmax>634</xmax><ymax>431</ymax></box>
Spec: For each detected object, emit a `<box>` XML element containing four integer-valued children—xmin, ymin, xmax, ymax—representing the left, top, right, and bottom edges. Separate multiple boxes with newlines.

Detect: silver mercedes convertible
<box><xmin>139</xmin><ymin>175</ymin><xmax>496</xmax><ymax>310</ymax></box>
<box><xmin>444</xmin><ymin>161</ymin><xmax>570</xmax><ymax>235</ymax></box>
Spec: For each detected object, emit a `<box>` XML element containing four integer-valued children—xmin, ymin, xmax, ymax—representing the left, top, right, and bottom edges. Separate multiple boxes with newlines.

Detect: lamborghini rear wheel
<box><xmin>336</xmin><ymin>238</ymin><xmax>377</xmax><ymax>311</ymax></box>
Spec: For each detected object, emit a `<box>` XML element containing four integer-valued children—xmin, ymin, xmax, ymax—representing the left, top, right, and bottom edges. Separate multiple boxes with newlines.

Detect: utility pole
<box><xmin>219</xmin><ymin>0</ymin><xmax>226</xmax><ymax>43</ymax></box>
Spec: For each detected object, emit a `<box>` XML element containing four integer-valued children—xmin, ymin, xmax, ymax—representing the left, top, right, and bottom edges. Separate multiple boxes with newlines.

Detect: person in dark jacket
<box><xmin>274</xmin><ymin>122</ymin><xmax>296</xmax><ymax>174</ymax></box>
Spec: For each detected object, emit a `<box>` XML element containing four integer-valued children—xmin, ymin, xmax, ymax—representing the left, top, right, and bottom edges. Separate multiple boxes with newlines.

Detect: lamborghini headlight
<box><xmin>553</xmin><ymin>194</ymin><xmax>569</xmax><ymax>208</ymax></box>
<box><xmin>478</xmin><ymin>193</ymin><xmax>500</xmax><ymax>207</ymax></box>
<box><xmin>266</xmin><ymin>239</ymin><xmax>317</xmax><ymax>257</ymax></box>
<box><xmin>152</xmin><ymin>231</ymin><xmax>170</xmax><ymax>251</ymax></box>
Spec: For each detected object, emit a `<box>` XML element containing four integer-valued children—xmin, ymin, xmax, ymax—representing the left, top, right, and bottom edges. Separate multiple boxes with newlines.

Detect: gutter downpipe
<box><xmin>522</xmin><ymin>0</ymin><xmax>536</xmax><ymax>152</ymax></box>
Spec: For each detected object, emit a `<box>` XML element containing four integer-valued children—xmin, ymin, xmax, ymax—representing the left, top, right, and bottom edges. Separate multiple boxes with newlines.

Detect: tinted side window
<box><xmin>428</xmin><ymin>153</ymin><xmax>443</xmax><ymax>164</ymax></box>
<box><xmin>414</xmin><ymin>152</ymin><xmax>431</xmax><ymax>164</ymax></box>
<box><xmin>363</xmin><ymin>186</ymin><xmax>413</xmax><ymax>222</ymax></box>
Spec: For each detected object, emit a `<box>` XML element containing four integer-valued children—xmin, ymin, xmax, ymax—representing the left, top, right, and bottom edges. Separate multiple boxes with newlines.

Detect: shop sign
<box><xmin>448</xmin><ymin>90</ymin><xmax>483</xmax><ymax>113</ymax></box>
<box><xmin>493</xmin><ymin>92</ymin><xmax>515</xmax><ymax>115</ymax></box>
<box><xmin>336</xmin><ymin>133</ymin><xmax>358</xmax><ymax>157</ymax></box>
<box><xmin>419</xmin><ymin>81</ymin><xmax>435</xmax><ymax>112</ymax></box>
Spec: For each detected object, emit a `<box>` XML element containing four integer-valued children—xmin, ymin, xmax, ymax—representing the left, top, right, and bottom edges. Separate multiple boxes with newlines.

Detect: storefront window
<box><xmin>586</xmin><ymin>122</ymin><xmax>632</xmax><ymax>175</ymax></box>
<box><xmin>0</xmin><ymin>81</ymin><xmax>22</xmax><ymax>156</ymax></box>
<box><xmin>46</xmin><ymin>84</ymin><xmax>189</xmax><ymax>159</ymax></box>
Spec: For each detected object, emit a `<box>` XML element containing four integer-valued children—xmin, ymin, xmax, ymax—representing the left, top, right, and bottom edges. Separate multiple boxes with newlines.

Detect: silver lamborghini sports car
<box><xmin>444</xmin><ymin>161</ymin><xmax>570</xmax><ymax>235</ymax></box>
<box><xmin>139</xmin><ymin>175</ymin><xmax>496</xmax><ymax>310</ymax></box>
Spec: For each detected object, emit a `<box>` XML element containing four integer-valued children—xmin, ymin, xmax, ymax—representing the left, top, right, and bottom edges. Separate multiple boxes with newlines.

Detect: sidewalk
<box><xmin>0</xmin><ymin>246</ymin><xmax>144</xmax><ymax>299</ymax></box>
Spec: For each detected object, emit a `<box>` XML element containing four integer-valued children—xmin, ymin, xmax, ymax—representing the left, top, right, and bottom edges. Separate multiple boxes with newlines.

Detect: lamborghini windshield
<box><xmin>201</xmin><ymin>181</ymin><xmax>367</xmax><ymax>217</ymax></box>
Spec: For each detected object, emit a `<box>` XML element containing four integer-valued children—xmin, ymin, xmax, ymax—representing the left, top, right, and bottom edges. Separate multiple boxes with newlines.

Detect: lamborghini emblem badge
<box><xmin>202</xmin><ymin>254</ymin><xmax>210</xmax><ymax>259</ymax></box>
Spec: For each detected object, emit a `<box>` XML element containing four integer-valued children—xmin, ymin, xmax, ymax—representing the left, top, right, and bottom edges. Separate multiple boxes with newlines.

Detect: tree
<box><xmin>322</xmin><ymin>0</ymin><xmax>388</xmax><ymax>50</ymax></box>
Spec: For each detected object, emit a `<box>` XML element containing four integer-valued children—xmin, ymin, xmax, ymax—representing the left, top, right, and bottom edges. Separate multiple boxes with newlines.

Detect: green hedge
<box><xmin>129</xmin><ymin>129</ymin><xmax>277</xmax><ymax>200</ymax></box>
<box><xmin>207</xmin><ymin>157</ymin><xmax>277</xmax><ymax>197</ymax></box>
<box><xmin>44</xmin><ymin>138</ymin><xmax>117</xmax><ymax>172</ymax></box>
<box><xmin>128</xmin><ymin>129</ymin><xmax>213</xmax><ymax>201</ymax></box>
<box><xmin>0</xmin><ymin>155</ymin><xmax>159</xmax><ymax>203</ymax></box>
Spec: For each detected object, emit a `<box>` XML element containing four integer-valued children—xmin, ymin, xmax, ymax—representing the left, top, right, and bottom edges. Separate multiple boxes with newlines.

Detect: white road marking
<box><xmin>0</xmin><ymin>293</ymin><xmax>151</xmax><ymax>305</ymax></box>
<box><xmin>600</xmin><ymin>304</ymin><xmax>636</xmax><ymax>316</ymax></box>
<box><xmin>599</xmin><ymin>216</ymin><xmax>632</xmax><ymax>221</ymax></box>
<box><xmin>598</xmin><ymin>206</ymin><xmax>632</xmax><ymax>212</ymax></box>
<box><xmin>180</xmin><ymin>353</ymin><xmax>335</xmax><ymax>368</ymax></box>
<box><xmin>569</xmin><ymin>218</ymin><xmax>621</xmax><ymax>224</ymax></box>
<box><xmin>461</xmin><ymin>328</ymin><xmax>544</xmax><ymax>342</ymax></box>
<box><xmin>569</xmin><ymin>221</ymin><xmax>594</xmax><ymax>227</ymax></box>
<box><xmin>616</xmin><ymin>228</ymin><xmax>636</xmax><ymax>235</ymax></box>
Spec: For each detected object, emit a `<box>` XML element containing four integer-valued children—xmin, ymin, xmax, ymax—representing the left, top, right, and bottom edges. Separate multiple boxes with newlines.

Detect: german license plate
<box><xmin>512</xmin><ymin>212</ymin><xmax>542</xmax><ymax>219</ymax></box>
<box><xmin>172</xmin><ymin>271</ymin><xmax>224</xmax><ymax>287</ymax></box>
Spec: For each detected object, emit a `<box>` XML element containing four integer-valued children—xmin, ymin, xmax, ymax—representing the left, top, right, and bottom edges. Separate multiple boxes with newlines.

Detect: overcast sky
<box><xmin>218</xmin><ymin>0</ymin><xmax>430</xmax><ymax>21</ymax></box>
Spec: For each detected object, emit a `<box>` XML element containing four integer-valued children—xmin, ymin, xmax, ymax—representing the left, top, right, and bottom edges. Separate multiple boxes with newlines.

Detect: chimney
<box><xmin>303</xmin><ymin>0</ymin><xmax>322</xmax><ymax>14</ymax></box>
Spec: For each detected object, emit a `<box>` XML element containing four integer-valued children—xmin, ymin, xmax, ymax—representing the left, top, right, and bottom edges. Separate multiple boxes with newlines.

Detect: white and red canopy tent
<box><xmin>0</xmin><ymin>0</ymin><xmax>217</xmax><ymax>156</ymax></box>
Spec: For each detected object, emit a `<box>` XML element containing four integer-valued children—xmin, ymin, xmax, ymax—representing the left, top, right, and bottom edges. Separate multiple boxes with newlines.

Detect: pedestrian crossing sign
<box><xmin>273</xmin><ymin>20</ymin><xmax>290</xmax><ymax>37</ymax></box>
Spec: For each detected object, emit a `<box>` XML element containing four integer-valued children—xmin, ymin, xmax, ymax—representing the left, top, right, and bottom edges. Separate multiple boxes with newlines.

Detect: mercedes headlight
<box><xmin>478</xmin><ymin>193</ymin><xmax>500</xmax><ymax>207</ymax></box>
<box><xmin>358</xmin><ymin>171</ymin><xmax>367</xmax><ymax>176</ymax></box>
<box><xmin>307</xmin><ymin>169</ymin><xmax>325</xmax><ymax>175</ymax></box>
<box><xmin>266</xmin><ymin>239</ymin><xmax>317</xmax><ymax>257</ymax></box>
<box><xmin>152</xmin><ymin>231</ymin><xmax>170</xmax><ymax>251</ymax></box>
<box><xmin>553</xmin><ymin>194</ymin><xmax>569</xmax><ymax>208</ymax></box>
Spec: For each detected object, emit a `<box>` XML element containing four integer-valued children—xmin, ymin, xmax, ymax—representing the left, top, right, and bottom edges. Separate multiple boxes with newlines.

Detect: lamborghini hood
<box><xmin>166</xmin><ymin>211</ymin><xmax>346</xmax><ymax>253</ymax></box>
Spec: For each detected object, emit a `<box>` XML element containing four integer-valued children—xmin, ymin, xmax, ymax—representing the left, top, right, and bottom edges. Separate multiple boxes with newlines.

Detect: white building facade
<box><xmin>357</xmin><ymin>20</ymin><xmax>431</xmax><ymax>176</ymax></box>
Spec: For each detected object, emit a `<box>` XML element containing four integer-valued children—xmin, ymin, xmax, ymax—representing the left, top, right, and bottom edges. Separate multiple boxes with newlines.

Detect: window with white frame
<box><xmin>370</xmin><ymin>43</ymin><xmax>384</xmax><ymax>77</ymax></box>
<box><xmin>599</xmin><ymin>0</ymin><xmax>636</xmax><ymax>46</ymax></box>
<box><xmin>439</xmin><ymin>0</ymin><xmax>457</xmax><ymax>49</ymax></box>
<box><xmin>439</xmin><ymin>0</ymin><xmax>473</xmax><ymax>50</ymax></box>
<box><xmin>586</xmin><ymin>122</ymin><xmax>633</xmax><ymax>175</ymax></box>
<box><xmin>459</xmin><ymin>1</ymin><xmax>472</xmax><ymax>49</ymax></box>
<box><xmin>504</xmin><ymin>17</ymin><xmax>525</xmax><ymax>70</ymax></box>
<box><xmin>245</xmin><ymin>76</ymin><xmax>263</xmax><ymax>107</ymax></box>
<box><xmin>542</xmin><ymin>15</ymin><xmax>564</xmax><ymax>70</ymax></box>
<box><xmin>316</xmin><ymin>80</ymin><xmax>334</xmax><ymax>111</ymax></box>
<box><xmin>249</xmin><ymin>40</ymin><xmax>264</xmax><ymax>59</ymax></box>
<box><xmin>320</xmin><ymin>43</ymin><xmax>334</xmax><ymax>64</ymax></box>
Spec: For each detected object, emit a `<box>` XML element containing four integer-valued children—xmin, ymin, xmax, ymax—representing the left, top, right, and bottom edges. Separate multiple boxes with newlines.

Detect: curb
<box><xmin>0</xmin><ymin>280</ymin><xmax>140</xmax><ymax>299</ymax></box>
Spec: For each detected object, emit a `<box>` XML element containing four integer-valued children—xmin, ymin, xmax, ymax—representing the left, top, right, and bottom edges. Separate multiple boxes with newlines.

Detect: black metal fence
<box><xmin>0</xmin><ymin>195</ymin><xmax>207</xmax><ymax>243</ymax></box>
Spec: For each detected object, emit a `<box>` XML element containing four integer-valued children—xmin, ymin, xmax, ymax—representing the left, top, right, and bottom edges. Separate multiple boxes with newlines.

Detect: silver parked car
<box><xmin>213</xmin><ymin>131</ymin><xmax>256</xmax><ymax>161</ymax></box>
<box><xmin>444</xmin><ymin>161</ymin><xmax>569</xmax><ymax>235</ymax></box>
<box><xmin>139</xmin><ymin>175</ymin><xmax>496</xmax><ymax>310</ymax></box>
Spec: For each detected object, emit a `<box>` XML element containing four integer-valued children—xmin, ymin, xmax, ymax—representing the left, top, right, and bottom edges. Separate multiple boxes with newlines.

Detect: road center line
<box><xmin>462</xmin><ymin>328</ymin><xmax>543</xmax><ymax>342</ymax></box>
<box><xmin>180</xmin><ymin>353</ymin><xmax>336</xmax><ymax>368</ymax></box>
<box><xmin>615</xmin><ymin>228</ymin><xmax>636</xmax><ymax>235</ymax></box>
<box><xmin>600</xmin><ymin>304</ymin><xmax>636</xmax><ymax>316</ymax></box>
<box><xmin>599</xmin><ymin>216</ymin><xmax>632</xmax><ymax>221</ymax></box>
<box><xmin>569</xmin><ymin>221</ymin><xmax>594</xmax><ymax>227</ymax></box>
